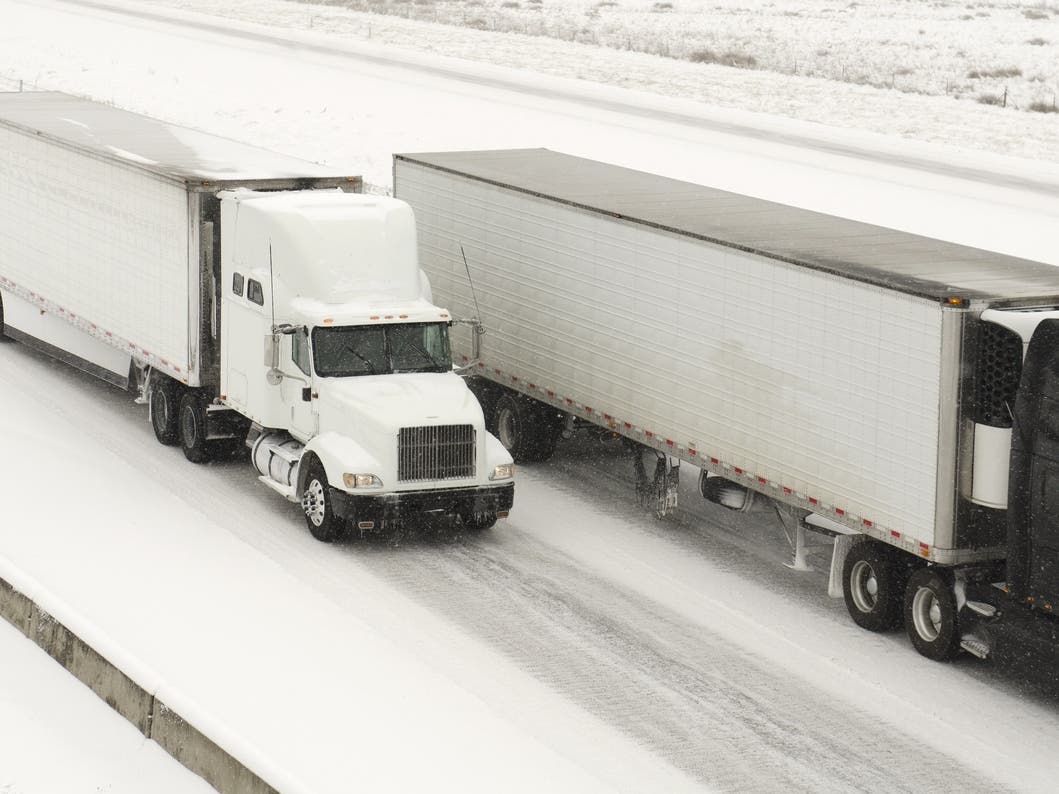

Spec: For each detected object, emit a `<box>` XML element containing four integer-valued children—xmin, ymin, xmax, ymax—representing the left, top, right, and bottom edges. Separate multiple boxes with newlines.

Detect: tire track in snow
<box><xmin>351</xmin><ymin>530</ymin><xmax>1009</xmax><ymax>793</ymax></box>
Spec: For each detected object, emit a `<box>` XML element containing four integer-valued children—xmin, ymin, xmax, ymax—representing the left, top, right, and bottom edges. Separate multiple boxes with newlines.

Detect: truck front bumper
<box><xmin>330</xmin><ymin>483</ymin><xmax>514</xmax><ymax>524</ymax></box>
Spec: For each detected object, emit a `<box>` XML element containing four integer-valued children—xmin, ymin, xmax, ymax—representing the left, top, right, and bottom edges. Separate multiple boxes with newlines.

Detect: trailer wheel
<box><xmin>459</xmin><ymin>509</ymin><xmax>498</xmax><ymax>531</ymax></box>
<box><xmin>842</xmin><ymin>541</ymin><xmax>906</xmax><ymax>632</ymax></box>
<box><xmin>904</xmin><ymin>568</ymin><xmax>960</xmax><ymax>661</ymax></box>
<box><xmin>178</xmin><ymin>391</ymin><xmax>214</xmax><ymax>464</ymax></box>
<box><xmin>300</xmin><ymin>459</ymin><xmax>343</xmax><ymax>543</ymax></box>
<box><xmin>494</xmin><ymin>393</ymin><xmax>561</xmax><ymax>463</ymax></box>
<box><xmin>150</xmin><ymin>378</ymin><xmax>182</xmax><ymax>446</ymax></box>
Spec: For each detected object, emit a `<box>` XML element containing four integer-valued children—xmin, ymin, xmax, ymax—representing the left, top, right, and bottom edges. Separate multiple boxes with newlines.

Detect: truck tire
<box><xmin>904</xmin><ymin>567</ymin><xmax>960</xmax><ymax>661</ymax></box>
<box><xmin>178</xmin><ymin>390</ymin><xmax>214</xmax><ymax>463</ymax></box>
<box><xmin>842</xmin><ymin>540</ymin><xmax>907</xmax><ymax>632</ymax></box>
<box><xmin>150</xmin><ymin>377</ymin><xmax>182</xmax><ymax>446</ymax></box>
<box><xmin>494</xmin><ymin>393</ymin><xmax>561</xmax><ymax>463</ymax></box>
<box><xmin>300</xmin><ymin>459</ymin><xmax>343</xmax><ymax>543</ymax></box>
<box><xmin>459</xmin><ymin>509</ymin><xmax>498</xmax><ymax>531</ymax></box>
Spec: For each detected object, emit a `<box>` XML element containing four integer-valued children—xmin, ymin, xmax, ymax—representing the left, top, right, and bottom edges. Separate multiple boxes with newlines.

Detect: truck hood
<box><xmin>316</xmin><ymin>372</ymin><xmax>484</xmax><ymax>436</ymax></box>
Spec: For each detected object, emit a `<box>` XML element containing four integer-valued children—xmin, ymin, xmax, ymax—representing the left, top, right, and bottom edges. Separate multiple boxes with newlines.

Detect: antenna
<box><xmin>268</xmin><ymin>241</ymin><xmax>278</xmax><ymax>331</ymax></box>
<box><xmin>460</xmin><ymin>244</ymin><xmax>482</xmax><ymax>321</ymax></box>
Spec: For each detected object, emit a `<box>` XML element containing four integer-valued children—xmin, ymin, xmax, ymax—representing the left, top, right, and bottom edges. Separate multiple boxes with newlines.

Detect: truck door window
<box><xmin>292</xmin><ymin>328</ymin><xmax>311</xmax><ymax>376</ymax></box>
<box><xmin>247</xmin><ymin>279</ymin><xmax>264</xmax><ymax>306</ymax></box>
<box><xmin>232</xmin><ymin>272</ymin><xmax>244</xmax><ymax>297</ymax></box>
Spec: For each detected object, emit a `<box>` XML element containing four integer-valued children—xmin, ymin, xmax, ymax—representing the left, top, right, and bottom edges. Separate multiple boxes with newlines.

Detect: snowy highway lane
<box><xmin>3</xmin><ymin>324</ymin><xmax>1059</xmax><ymax>791</ymax></box>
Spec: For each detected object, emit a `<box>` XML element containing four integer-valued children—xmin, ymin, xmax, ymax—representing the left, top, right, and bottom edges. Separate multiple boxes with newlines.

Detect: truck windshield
<box><xmin>312</xmin><ymin>323</ymin><xmax>452</xmax><ymax>377</ymax></box>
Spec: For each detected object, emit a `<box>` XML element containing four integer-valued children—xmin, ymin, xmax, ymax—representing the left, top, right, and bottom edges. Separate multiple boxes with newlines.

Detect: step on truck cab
<box><xmin>0</xmin><ymin>93</ymin><xmax>513</xmax><ymax>541</ymax></box>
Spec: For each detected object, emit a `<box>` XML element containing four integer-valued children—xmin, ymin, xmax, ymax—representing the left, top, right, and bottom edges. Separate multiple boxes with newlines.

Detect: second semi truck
<box><xmin>395</xmin><ymin>148</ymin><xmax>1059</xmax><ymax>670</ymax></box>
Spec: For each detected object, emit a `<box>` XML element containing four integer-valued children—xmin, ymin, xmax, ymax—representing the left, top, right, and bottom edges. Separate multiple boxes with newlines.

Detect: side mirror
<box><xmin>264</xmin><ymin>333</ymin><xmax>283</xmax><ymax>385</ymax></box>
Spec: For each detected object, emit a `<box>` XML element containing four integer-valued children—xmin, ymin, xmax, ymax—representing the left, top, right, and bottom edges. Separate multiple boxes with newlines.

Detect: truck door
<box><xmin>1008</xmin><ymin>318</ymin><xmax>1059</xmax><ymax>606</ymax></box>
<box><xmin>282</xmin><ymin>327</ymin><xmax>318</xmax><ymax>440</ymax></box>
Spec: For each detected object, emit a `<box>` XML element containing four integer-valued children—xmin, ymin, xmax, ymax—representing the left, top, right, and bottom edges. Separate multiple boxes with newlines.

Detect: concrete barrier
<box><xmin>0</xmin><ymin>575</ymin><xmax>277</xmax><ymax>794</ymax></box>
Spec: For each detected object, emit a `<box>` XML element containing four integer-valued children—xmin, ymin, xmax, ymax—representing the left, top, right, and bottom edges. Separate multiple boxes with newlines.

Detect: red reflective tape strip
<box><xmin>734</xmin><ymin>467</ymin><xmax>743</xmax><ymax>474</ymax></box>
<box><xmin>624</xmin><ymin>422</ymin><xmax>632</xmax><ymax>429</ymax></box>
<box><xmin>710</xmin><ymin>457</ymin><xmax>719</xmax><ymax>465</ymax></box>
<box><xmin>782</xmin><ymin>486</ymin><xmax>792</xmax><ymax>494</ymax></box>
<box><xmin>809</xmin><ymin>497</ymin><xmax>818</xmax><ymax>505</ymax></box>
<box><xmin>688</xmin><ymin>448</ymin><xmax>697</xmax><ymax>456</ymax></box>
<box><xmin>835</xmin><ymin>507</ymin><xmax>845</xmax><ymax>516</ymax></box>
<box><xmin>863</xmin><ymin>519</ymin><xmax>873</xmax><ymax>527</ymax></box>
<box><xmin>891</xmin><ymin>530</ymin><xmax>901</xmax><ymax>538</ymax></box>
<box><xmin>666</xmin><ymin>439</ymin><xmax>674</xmax><ymax>447</ymax></box>
<box><xmin>645</xmin><ymin>431</ymin><xmax>654</xmax><ymax>438</ymax></box>
<box><xmin>758</xmin><ymin>476</ymin><xmax>767</xmax><ymax>484</ymax></box>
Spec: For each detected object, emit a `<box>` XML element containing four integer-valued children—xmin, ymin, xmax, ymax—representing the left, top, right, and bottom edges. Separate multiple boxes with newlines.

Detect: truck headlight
<box><xmin>490</xmin><ymin>463</ymin><xmax>514</xmax><ymax>481</ymax></box>
<box><xmin>343</xmin><ymin>473</ymin><xmax>383</xmax><ymax>489</ymax></box>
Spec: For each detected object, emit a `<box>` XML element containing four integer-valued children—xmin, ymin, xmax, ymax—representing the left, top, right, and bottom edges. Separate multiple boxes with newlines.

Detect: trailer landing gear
<box><xmin>630</xmin><ymin>444</ymin><xmax>679</xmax><ymax>518</ymax></box>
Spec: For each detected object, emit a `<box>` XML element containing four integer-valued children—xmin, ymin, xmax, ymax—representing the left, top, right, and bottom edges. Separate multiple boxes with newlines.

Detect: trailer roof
<box><xmin>395</xmin><ymin>148</ymin><xmax>1058</xmax><ymax>304</ymax></box>
<box><xmin>0</xmin><ymin>92</ymin><xmax>357</xmax><ymax>190</ymax></box>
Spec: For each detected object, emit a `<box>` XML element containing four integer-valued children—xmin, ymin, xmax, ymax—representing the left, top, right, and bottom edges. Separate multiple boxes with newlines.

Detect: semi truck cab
<box><xmin>215</xmin><ymin>188</ymin><xmax>513</xmax><ymax>540</ymax></box>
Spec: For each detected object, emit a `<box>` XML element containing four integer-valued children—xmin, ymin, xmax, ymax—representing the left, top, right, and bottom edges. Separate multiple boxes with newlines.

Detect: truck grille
<box><xmin>398</xmin><ymin>425</ymin><xmax>476</xmax><ymax>482</ymax></box>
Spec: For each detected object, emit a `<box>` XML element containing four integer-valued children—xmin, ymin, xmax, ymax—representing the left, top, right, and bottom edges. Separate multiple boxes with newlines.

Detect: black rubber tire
<box><xmin>842</xmin><ymin>540</ymin><xmax>907</xmax><ymax>632</ymax></box>
<box><xmin>300</xmin><ymin>459</ymin><xmax>343</xmax><ymax>543</ymax></box>
<box><xmin>150</xmin><ymin>377</ymin><xmax>182</xmax><ymax>446</ymax></box>
<box><xmin>178</xmin><ymin>390</ymin><xmax>214</xmax><ymax>463</ymax></box>
<box><xmin>493</xmin><ymin>393</ymin><xmax>561</xmax><ymax>463</ymax></box>
<box><xmin>904</xmin><ymin>567</ymin><xmax>961</xmax><ymax>661</ymax></box>
<box><xmin>459</xmin><ymin>509</ymin><xmax>498</xmax><ymax>531</ymax></box>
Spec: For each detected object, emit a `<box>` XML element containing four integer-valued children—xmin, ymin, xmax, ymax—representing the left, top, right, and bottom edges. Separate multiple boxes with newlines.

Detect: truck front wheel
<box><xmin>300</xmin><ymin>460</ymin><xmax>344</xmax><ymax>543</ymax></box>
<box><xmin>904</xmin><ymin>568</ymin><xmax>960</xmax><ymax>661</ymax></box>
<box><xmin>842</xmin><ymin>540</ymin><xmax>906</xmax><ymax>632</ymax></box>
<box><xmin>459</xmin><ymin>509</ymin><xmax>498</xmax><ymax>531</ymax></box>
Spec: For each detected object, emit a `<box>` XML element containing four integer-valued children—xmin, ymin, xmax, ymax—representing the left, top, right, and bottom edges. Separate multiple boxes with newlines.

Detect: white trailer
<box><xmin>394</xmin><ymin>148</ymin><xmax>1059</xmax><ymax>670</ymax></box>
<box><xmin>0</xmin><ymin>93</ymin><xmax>513</xmax><ymax>540</ymax></box>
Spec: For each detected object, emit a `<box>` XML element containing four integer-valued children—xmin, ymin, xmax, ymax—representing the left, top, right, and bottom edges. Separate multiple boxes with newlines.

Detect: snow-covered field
<box><xmin>28</xmin><ymin>0</ymin><xmax>1058</xmax><ymax>161</ymax></box>
<box><xmin>2</xmin><ymin>0</ymin><xmax>1059</xmax><ymax>792</ymax></box>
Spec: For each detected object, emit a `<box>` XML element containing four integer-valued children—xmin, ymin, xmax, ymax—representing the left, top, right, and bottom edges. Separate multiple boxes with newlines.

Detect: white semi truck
<box><xmin>0</xmin><ymin>93</ymin><xmax>513</xmax><ymax>541</ymax></box>
<box><xmin>395</xmin><ymin>148</ymin><xmax>1059</xmax><ymax>670</ymax></box>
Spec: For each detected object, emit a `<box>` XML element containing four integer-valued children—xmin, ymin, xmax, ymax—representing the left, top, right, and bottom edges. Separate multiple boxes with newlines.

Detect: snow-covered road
<box><xmin>4</xmin><ymin>262</ymin><xmax>1059</xmax><ymax>792</ymax></box>
<box><xmin>4</xmin><ymin>0</ymin><xmax>1059</xmax><ymax>790</ymax></box>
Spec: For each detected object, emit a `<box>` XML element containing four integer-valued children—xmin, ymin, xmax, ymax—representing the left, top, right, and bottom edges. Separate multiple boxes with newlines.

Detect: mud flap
<box><xmin>828</xmin><ymin>533</ymin><xmax>856</xmax><ymax>598</ymax></box>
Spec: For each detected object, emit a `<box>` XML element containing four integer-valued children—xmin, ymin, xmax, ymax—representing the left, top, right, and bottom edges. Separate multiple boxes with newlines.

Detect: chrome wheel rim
<box><xmin>911</xmin><ymin>587</ymin><xmax>942</xmax><ymax>642</ymax></box>
<box><xmin>850</xmin><ymin>560</ymin><xmax>879</xmax><ymax>613</ymax></box>
<box><xmin>302</xmin><ymin>479</ymin><xmax>327</xmax><ymax>527</ymax></box>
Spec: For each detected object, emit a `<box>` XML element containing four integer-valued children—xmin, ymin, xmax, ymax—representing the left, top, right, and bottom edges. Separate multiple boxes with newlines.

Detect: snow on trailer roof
<box><xmin>395</xmin><ymin>148</ymin><xmax>1059</xmax><ymax>304</ymax></box>
<box><xmin>0</xmin><ymin>92</ymin><xmax>358</xmax><ymax>190</ymax></box>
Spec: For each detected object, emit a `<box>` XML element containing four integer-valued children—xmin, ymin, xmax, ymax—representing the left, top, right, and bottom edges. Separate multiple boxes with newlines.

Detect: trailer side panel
<box><xmin>0</xmin><ymin>122</ymin><xmax>194</xmax><ymax>381</ymax></box>
<box><xmin>398</xmin><ymin>158</ymin><xmax>952</xmax><ymax>550</ymax></box>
